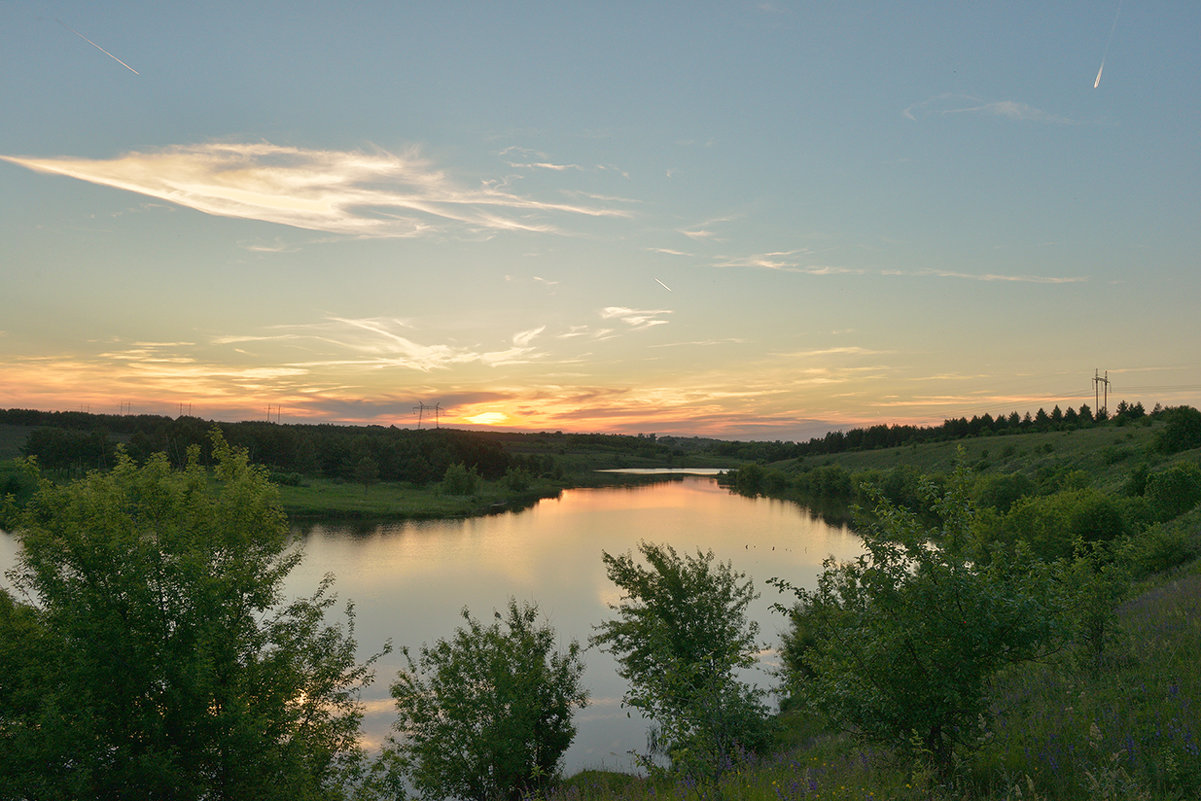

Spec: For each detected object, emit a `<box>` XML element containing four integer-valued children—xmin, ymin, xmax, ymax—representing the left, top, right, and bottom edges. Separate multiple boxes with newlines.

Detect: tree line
<box><xmin>1</xmin><ymin>409</ymin><xmax>731</xmax><ymax>488</ymax></box>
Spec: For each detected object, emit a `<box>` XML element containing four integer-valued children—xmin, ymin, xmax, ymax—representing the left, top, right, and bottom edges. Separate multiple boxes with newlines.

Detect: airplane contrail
<box><xmin>1094</xmin><ymin>0</ymin><xmax>1122</xmax><ymax>89</ymax></box>
<box><xmin>654</xmin><ymin>278</ymin><xmax>673</xmax><ymax>292</ymax></box>
<box><xmin>58</xmin><ymin>19</ymin><xmax>140</xmax><ymax>75</ymax></box>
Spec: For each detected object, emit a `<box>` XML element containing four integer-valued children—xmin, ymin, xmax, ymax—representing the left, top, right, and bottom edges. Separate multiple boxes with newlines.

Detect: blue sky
<box><xmin>2</xmin><ymin>1</ymin><xmax>1198</xmax><ymax>439</ymax></box>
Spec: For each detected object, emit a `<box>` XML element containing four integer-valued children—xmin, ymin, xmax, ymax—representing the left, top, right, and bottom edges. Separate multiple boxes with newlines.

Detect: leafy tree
<box><xmin>590</xmin><ymin>542</ymin><xmax>769</xmax><ymax>783</ymax></box>
<box><xmin>985</xmin><ymin>488</ymin><xmax>1126</xmax><ymax>562</ymax></box>
<box><xmin>387</xmin><ymin>601</ymin><xmax>587</xmax><ymax>801</ymax></box>
<box><xmin>1056</xmin><ymin>541</ymin><xmax>1131</xmax><ymax>667</ymax></box>
<box><xmin>1144</xmin><ymin>462</ymin><xmax>1201</xmax><ymax>521</ymax></box>
<box><xmin>0</xmin><ymin>434</ymin><xmax>384</xmax><ymax>801</ymax></box>
<box><xmin>502</xmin><ymin>465</ymin><xmax>533</xmax><ymax>492</ymax></box>
<box><xmin>1154</xmin><ymin>405</ymin><xmax>1201</xmax><ymax>454</ymax></box>
<box><xmin>440</xmin><ymin>462</ymin><xmax>479</xmax><ymax>495</ymax></box>
<box><xmin>354</xmin><ymin>455</ymin><xmax>380</xmax><ymax>494</ymax></box>
<box><xmin>20</xmin><ymin>427</ymin><xmax>115</xmax><ymax>476</ymax></box>
<box><xmin>771</xmin><ymin>470</ymin><xmax>1057</xmax><ymax>773</ymax></box>
<box><xmin>732</xmin><ymin>462</ymin><xmax>766</xmax><ymax>495</ymax></box>
<box><xmin>972</xmin><ymin>471</ymin><xmax>1034</xmax><ymax>514</ymax></box>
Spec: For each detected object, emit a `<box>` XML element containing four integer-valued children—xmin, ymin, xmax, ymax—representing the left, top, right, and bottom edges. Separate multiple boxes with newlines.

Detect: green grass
<box><xmin>276</xmin><ymin>477</ymin><xmax>562</xmax><ymax>520</ymax></box>
<box><xmin>788</xmin><ymin>421</ymin><xmax>1162</xmax><ymax>490</ymax></box>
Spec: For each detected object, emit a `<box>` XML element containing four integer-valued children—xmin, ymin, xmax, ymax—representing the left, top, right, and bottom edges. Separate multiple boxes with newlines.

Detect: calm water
<box><xmin>1</xmin><ymin>476</ymin><xmax>860</xmax><ymax>774</ymax></box>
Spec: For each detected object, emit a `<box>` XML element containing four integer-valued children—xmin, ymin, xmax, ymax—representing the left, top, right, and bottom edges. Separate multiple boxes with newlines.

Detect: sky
<box><xmin>2</xmin><ymin>1</ymin><xmax>1199</xmax><ymax>441</ymax></box>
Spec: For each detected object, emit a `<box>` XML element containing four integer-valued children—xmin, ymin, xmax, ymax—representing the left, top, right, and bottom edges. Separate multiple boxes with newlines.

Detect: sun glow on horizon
<box><xmin>462</xmin><ymin>411</ymin><xmax>509</xmax><ymax>426</ymax></box>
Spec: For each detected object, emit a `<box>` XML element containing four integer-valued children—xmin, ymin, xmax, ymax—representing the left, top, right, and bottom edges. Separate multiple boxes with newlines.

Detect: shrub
<box><xmin>771</xmin><ymin>469</ymin><xmax>1058</xmax><ymax>773</ymax></box>
<box><xmin>1144</xmin><ymin>462</ymin><xmax>1201</xmax><ymax>522</ymax></box>
<box><xmin>441</xmin><ymin>462</ymin><xmax>479</xmax><ymax>495</ymax></box>
<box><xmin>590</xmin><ymin>542</ymin><xmax>769</xmax><ymax>783</ymax></box>
<box><xmin>1153</xmin><ymin>405</ymin><xmax>1201</xmax><ymax>453</ymax></box>
<box><xmin>388</xmin><ymin>601</ymin><xmax>587</xmax><ymax>801</ymax></box>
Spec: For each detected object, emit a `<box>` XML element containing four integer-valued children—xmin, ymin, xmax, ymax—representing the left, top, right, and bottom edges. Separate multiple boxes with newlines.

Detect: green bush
<box><xmin>388</xmin><ymin>601</ymin><xmax>587</xmax><ymax>801</ymax></box>
<box><xmin>441</xmin><ymin>462</ymin><xmax>480</xmax><ymax>496</ymax></box>
<box><xmin>771</xmin><ymin>470</ymin><xmax>1058</xmax><ymax>773</ymax></box>
<box><xmin>590</xmin><ymin>542</ymin><xmax>769</xmax><ymax>784</ymax></box>
<box><xmin>1144</xmin><ymin>462</ymin><xmax>1201</xmax><ymax>522</ymax></box>
<box><xmin>973</xmin><ymin>471</ymin><xmax>1034</xmax><ymax>513</ymax></box>
<box><xmin>1153</xmin><ymin>405</ymin><xmax>1201</xmax><ymax>453</ymax></box>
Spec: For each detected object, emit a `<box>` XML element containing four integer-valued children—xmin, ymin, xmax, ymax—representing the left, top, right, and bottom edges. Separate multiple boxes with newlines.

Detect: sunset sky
<box><xmin>3</xmin><ymin>1</ymin><xmax>1199</xmax><ymax>440</ymax></box>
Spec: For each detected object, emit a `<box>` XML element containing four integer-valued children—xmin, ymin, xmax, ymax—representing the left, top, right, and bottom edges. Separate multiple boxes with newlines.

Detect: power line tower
<box><xmin>1093</xmin><ymin>369</ymin><xmax>1110</xmax><ymax>418</ymax></box>
<box><xmin>413</xmin><ymin>401</ymin><xmax>442</xmax><ymax>429</ymax></box>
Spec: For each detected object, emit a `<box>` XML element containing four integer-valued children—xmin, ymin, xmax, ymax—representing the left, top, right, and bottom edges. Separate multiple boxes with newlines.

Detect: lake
<box><xmin>1</xmin><ymin>474</ymin><xmax>861</xmax><ymax>774</ymax></box>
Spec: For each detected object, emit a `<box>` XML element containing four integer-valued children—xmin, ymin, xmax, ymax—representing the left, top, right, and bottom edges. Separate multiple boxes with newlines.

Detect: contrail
<box><xmin>58</xmin><ymin>19</ymin><xmax>140</xmax><ymax>75</ymax></box>
<box><xmin>654</xmin><ymin>278</ymin><xmax>673</xmax><ymax>292</ymax></box>
<box><xmin>1094</xmin><ymin>0</ymin><xmax>1122</xmax><ymax>88</ymax></box>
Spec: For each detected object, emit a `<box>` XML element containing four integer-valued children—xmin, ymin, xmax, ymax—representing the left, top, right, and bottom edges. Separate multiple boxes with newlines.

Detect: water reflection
<box><xmin>285</xmin><ymin>477</ymin><xmax>861</xmax><ymax>773</ymax></box>
<box><xmin>0</xmin><ymin>478</ymin><xmax>858</xmax><ymax>773</ymax></box>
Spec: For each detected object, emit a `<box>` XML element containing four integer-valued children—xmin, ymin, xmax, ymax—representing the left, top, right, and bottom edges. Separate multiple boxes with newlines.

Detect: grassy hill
<box><xmin>786</xmin><ymin>419</ymin><xmax>1159</xmax><ymax>490</ymax></box>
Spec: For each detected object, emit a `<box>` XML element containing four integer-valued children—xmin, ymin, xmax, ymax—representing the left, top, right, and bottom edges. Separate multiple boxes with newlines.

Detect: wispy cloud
<box><xmin>780</xmin><ymin>346</ymin><xmax>886</xmax><ymax>358</ymax></box>
<box><xmin>498</xmin><ymin>146</ymin><xmax>630</xmax><ymax>179</ymax></box>
<box><xmin>2</xmin><ymin>143</ymin><xmax>630</xmax><ymax>239</ymax></box>
<box><xmin>213</xmin><ymin>315</ymin><xmax>550</xmax><ymax>373</ymax></box>
<box><xmin>679</xmin><ymin>214</ymin><xmax>739</xmax><ymax>242</ymax></box>
<box><xmin>903</xmin><ymin>93</ymin><xmax>1077</xmax><ymax>125</ymax></box>
<box><xmin>914</xmin><ymin>268</ymin><xmax>1084</xmax><ymax>284</ymax></box>
<box><xmin>600</xmin><ymin>307</ymin><xmax>672</xmax><ymax>330</ymax></box>
<box><xmin>716</xmin><ymin>251</ymin><xmax>1085</xmax><ymax>284</ymax></box>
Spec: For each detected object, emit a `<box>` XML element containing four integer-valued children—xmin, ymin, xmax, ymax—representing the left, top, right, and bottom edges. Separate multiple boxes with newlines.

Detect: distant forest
<box><xmin>0</xmin><ymin>399</ymin><xmax>1160</xmax><ymax>481</ymax></box>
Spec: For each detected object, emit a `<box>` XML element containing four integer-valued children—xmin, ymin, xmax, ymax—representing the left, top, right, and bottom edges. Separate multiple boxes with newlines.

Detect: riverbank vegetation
<box><xmin>2</xmin><ymin>404</ymin><xmax>1200</xmax><ymax>799</ymax></box>
<box><xmin>0</xmin><ymin>409</ymin><xmax>738</xmax><ymax>525</ymax></box>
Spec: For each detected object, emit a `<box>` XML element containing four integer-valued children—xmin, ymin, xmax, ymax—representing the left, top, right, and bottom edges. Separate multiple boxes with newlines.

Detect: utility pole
<box><xmin>413</xmin><ymin>401</ymin><xmax>442</xmax><ymax>429</ymax></box>
<box><xmin>1094</xmin><ymin>369</ymin><xmax>1110</xmax><ymax>418</ymax></box>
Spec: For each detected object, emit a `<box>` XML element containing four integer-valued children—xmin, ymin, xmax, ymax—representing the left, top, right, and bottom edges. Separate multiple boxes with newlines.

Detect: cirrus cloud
<box><xmin>902</xmin><ymin>93</ymin><xmax>1077</xmax><ymax>125</ymax></box>
<box><xmin>2</xmin><ymin>142</ymin><xmax>630</xmax><ymax>239</ymax></box>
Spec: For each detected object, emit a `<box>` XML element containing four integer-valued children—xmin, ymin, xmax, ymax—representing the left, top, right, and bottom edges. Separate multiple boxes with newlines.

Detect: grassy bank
<box><xmin>788</xmin><ymin>419</ymin><xmax>1158</xmax><ymax>491</ymax></box>
<box><xmin>273</xmin><ymin>469</ymin><xmax>699</xmax><ymax>521</ymax></box>
<box><xmin>274</xmin><ymin>476</ymin><xmax>561</xmax><ymax>520</ymax></box>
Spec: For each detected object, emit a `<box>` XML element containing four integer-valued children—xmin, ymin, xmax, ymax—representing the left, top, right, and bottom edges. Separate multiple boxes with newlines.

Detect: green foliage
<box><xmin>503</xmin><ymin>465</ymin><xmax>533</xmax><ymax>492</ymax></box>
<box><xmin>387</xmin><ymin>601</ymin><xmax>587</xmax><ymax>801</ymax></box>
<box><xmin>972</xmin><ymin>471</ymin><xmax>1035</xmax><ymax>514</ymax></box>
<box><xmin>19</xmin><ymin>426</ymin><xmax>116</xmax><ymax>476</ymax></box>
<box><xmin>441</xmin><ymin>462</ymin><xmax>480</xmax><ymax>496</ymax></box>
<box><xmin>1143</xmin><ymin>462</ymin><xmax>1201</xmax><ymax>522</ymax></box>
<box><xmin>0</xmin><ymin>433</ymin><xmax>383</xmax><ymax>801</ymax></box>
<box><xmin>354</xmin><ymin>455</ymin><xmax>380</xmax><ymax>493</ymax></box>
<box><xmin>732</xmin><ymin>462</ymin><xmax>766</xmax><ymax>495</ymax></box>
<box><xmin>590</xmin><ymin>542</ymin><xmax>769</xmax><ymax>783</ymax></box>
<box><xmin>981</xmin><ymin>488</ymin><xmax>1128</xmax><ymax>562</ymax></box>
<box><xmin>1153</xmin><ymin>405</ymin><xmax>1201</xmax><ymax>454</ymax></box>
<box><xmin>772</xmin><ymin>470</ymin><xmax>1058</xmax><ymax>771</ymax></box>
<box><xmin>1055</xmin><ymin>541</ymin><xmax>1132</xmax><ymax>667</ymax></box>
